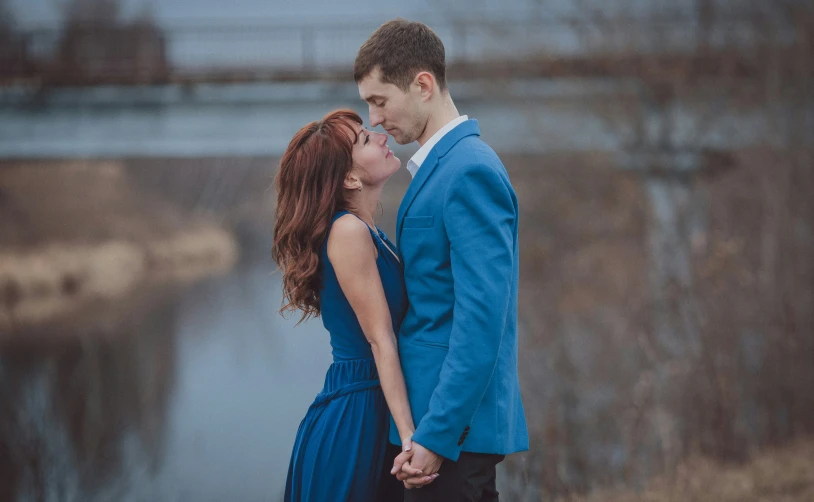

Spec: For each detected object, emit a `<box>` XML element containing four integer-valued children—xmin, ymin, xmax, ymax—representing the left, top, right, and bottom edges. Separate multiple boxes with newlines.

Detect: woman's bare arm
<box><xmin>327</xmin><ymin>214</ymin><xmax>415</xmax><ymax>445</ymax></box>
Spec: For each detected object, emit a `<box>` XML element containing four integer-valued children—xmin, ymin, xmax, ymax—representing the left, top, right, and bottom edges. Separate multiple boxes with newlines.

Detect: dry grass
<box><xmin>0</xmin><ymin>161</ymin><xmax>190</xmax><ymax>248</ymax></box>
<box><xmin>561</xmin><ymin>438</ymin><xmax>814</xmax><ymax>502</ymax></box>
<box><xmin>0</xmin><ymin>160</ymin><xmax>238</xmax><ymax>330</ymax></box>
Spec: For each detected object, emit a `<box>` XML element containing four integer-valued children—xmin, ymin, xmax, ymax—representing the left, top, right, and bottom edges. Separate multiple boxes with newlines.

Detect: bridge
<box><xmin>0</xmin><ymin>16</ymin><xmax>802</xmax><ymax>159</ymax></box>
<box><xmin>0</xmin><ymin>17</ymin><xmax>774</xmax><ymax>90</ymax></box>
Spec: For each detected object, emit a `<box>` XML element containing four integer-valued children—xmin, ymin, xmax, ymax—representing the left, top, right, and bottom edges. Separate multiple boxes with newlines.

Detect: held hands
<box><xmin>391</xmin><ymin>438</ymin><xmax>443</xmax><ymax>489</ymax></box>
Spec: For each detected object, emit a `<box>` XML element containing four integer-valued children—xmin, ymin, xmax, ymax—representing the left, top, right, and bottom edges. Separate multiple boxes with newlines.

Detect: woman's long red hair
<box><xmin>272</xmin><ymin>109</ymin><xmax>362</xmax><ymax>323</ymax></box>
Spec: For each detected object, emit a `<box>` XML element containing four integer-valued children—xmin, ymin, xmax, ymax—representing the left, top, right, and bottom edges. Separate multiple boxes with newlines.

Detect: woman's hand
<box><xmin>401</xmin><ymin>434</ymin><xmax>413</xmax><ymax>452</ymax></box>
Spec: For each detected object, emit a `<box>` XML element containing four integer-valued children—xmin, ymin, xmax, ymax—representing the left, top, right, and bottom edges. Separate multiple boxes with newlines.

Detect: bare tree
<box><xmin>43</xmin><ymin>0</ymin><xmax>169</xmax><ymax>85</ymax></box>
<box><xmin>0</xmin><ymin>0</ymin><xmax>34</xmax><ymax>81</ymax></box>
<box><xmin>438</xmin><ymin>1</ymin><xmax>814</xmax><ymax>499</ymax></box>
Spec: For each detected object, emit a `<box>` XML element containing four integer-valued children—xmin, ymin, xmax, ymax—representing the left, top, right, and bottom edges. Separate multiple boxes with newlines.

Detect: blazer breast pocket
<box><xmin>402</xmin><ymin>216</ymin><xmax>434</xmax><ymax>229</ymax></box>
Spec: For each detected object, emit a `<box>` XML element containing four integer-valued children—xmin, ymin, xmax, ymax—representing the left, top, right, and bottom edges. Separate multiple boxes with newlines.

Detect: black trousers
<box><xmin>383</xmin><ymin>444</ymin><xmax>505</xmax><ymax>502</ymax></box>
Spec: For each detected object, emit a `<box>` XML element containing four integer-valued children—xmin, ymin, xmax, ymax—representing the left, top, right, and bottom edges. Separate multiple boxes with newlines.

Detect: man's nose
<box><xmin>369</xmin><ymin>110</ymin><xmax>384</xmax><ymax>127</ymax></box>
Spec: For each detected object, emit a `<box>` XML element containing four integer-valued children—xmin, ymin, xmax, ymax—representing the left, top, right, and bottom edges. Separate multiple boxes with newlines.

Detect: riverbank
<box><xmin>0</xmin><ymin>161</ymin><xmax>238</xmax><ymax>332</ymax></box>
<box><xmin>560</xmin><ymin>437</ymin><xmax>814</xmax><ymax>502</ymax></box>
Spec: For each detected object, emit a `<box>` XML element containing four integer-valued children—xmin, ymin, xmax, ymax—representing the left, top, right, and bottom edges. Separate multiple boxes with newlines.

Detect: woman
<box><xmin>273</xmin><ymin>109</ymin><xmax>434</xmax><ymax>501</ymax></box>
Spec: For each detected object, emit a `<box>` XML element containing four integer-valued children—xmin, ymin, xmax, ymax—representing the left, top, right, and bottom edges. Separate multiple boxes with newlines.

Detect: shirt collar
<box><xmin>406</xmin><ymin>115</ymin><xmax>468</xmax><ymax>178</ymax></box>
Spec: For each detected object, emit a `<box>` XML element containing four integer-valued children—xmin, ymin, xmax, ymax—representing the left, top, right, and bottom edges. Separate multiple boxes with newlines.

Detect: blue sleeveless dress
<box><xmin>284</xmin><ymin>211</ymin><xmax>408</xmax><ymax>502</ymax></box>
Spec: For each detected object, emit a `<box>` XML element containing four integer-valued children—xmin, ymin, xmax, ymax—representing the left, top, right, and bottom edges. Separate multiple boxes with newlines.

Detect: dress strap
<box><xmin>331</xmin><ymin>210</ymin><xmax>353</xmax><ymax>223</ymax></box>
<box><xmin>331</xmin><ymin>211</ymin><xmax>400</xmax><ymax>263</ymax></box>
<box><xmin>375</xmin><ymin>229</ymin><xmax>399</xmax><ymax>258</ymax></box>
<box><xmin>333</xmin><ymin>210</ymin><xmax>378</xmax><ymax>239</ymax></box>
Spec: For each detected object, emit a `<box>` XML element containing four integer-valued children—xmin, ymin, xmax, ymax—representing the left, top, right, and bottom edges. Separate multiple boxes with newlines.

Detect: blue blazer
<box><xmin>392</xmin><ymin>119</ymin><xmax>529</xmax><ymax>461</ymax></box>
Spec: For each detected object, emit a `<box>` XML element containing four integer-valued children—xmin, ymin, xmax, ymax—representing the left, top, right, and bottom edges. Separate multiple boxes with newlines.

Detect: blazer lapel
<box><xmin>396</xmin><ymin>120</ymin><xmax>481</xmax><ymax>245</ymax></box>
<box><xmin>397</xmin><ymin>149</ymin><xmax>439</xmax><ymax>246</ymax></box>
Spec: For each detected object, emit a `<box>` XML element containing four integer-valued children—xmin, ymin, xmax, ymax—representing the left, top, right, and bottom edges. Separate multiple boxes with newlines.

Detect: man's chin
<box><xmin>393</xmin><ymin>134</ymin><xmax>415</xmax><ymax>146</ymax></box>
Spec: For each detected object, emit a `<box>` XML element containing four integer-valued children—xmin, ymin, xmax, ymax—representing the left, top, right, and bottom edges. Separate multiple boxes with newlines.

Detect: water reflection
<box><xmin>0</xmin><ymin>292</ymin><xmax>178</xmax><ymax>501</ymax></box>
<box><xmin>0</xmin><ymin>259</ymin><xmax>332</xmax><ymax>501</ymax></box>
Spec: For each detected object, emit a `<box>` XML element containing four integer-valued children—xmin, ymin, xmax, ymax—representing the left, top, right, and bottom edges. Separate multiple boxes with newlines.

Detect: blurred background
<box><xmin>1</xmin><ymin>0</ymin><xmax>812</xmax><ymax>500</ymax></box>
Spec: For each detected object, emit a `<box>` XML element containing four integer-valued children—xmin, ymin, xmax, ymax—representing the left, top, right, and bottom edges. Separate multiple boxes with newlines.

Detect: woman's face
<box><xmin>350</xmin><ymin>123</ymin><xmax>401</xmax><ymax>188</ymax></box>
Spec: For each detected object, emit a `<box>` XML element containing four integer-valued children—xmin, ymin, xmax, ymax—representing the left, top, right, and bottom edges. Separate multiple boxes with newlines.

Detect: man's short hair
<box><xmin>354</xmin><ymin>19</ymin><xmax>447</xmax><ymax>92</ymax></box>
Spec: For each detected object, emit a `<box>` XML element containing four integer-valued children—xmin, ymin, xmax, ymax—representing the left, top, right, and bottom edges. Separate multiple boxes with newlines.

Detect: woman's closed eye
<box><xmin>364</xmin><ymin>133</ymin><xmax>370</xmax><ymax>145</ymax></box>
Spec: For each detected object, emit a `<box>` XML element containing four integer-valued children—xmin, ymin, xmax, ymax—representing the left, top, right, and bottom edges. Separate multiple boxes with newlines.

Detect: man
<box><xmin>354</xmin><ymin>19</ymin><xmax>529</xmax><ymax>501</ymax></box>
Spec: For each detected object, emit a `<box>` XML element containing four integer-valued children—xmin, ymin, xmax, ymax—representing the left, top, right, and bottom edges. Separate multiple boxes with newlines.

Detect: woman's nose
<box><xmin>376</xmin><ymin>132</ymin><xmax>388</xmax><ymax>144</ymax></box>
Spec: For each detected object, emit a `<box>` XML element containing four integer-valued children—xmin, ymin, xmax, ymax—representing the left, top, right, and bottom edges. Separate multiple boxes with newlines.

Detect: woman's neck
<box><xmin>346</xmin><ymin>187</ymin><xmax>382</xmax><ymax>228</ymax></box>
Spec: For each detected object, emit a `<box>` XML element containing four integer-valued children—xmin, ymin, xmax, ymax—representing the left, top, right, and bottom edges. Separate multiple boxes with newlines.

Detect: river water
<box><xmin>1</xmin><ymin>256</ymin><xmax>335</xmax><ymax>501</ymax></box>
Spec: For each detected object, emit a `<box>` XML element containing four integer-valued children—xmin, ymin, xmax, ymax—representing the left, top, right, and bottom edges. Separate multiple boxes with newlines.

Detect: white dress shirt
<box><xmin>406</xmin><ymin>115</ymin><xmax>469</xmax><ymax>178</ymax></box>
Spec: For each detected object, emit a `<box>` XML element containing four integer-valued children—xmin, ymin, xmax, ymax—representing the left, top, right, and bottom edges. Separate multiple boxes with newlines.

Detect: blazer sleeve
<box><xmin>410</xmin><ymin>162</ymin><xmax>516</xmax><ymax>461</ymax></box>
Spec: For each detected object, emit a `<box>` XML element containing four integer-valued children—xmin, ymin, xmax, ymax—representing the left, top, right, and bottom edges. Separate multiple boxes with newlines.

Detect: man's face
<box><xmin>358</xmin><ymin>68</ymin><xmax>426</xmax><ymax>145</ymax></box>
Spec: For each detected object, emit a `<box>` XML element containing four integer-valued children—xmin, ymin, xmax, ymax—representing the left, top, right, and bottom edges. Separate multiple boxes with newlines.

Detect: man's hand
<box><xmin>391</xmin><ymin>441</ymin><xmax>443</xmax><ymax>489</ymax></box>
<box><xmin>391</xmin><ymin>448</ymin><xmax>433</xmax><ymax>486</ymax></box>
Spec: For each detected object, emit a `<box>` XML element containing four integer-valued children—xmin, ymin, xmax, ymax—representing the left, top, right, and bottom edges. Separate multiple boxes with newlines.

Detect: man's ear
<box><xmin>414</xmin><ymin>71</ymin><xmax>436</xmax><ymax>101</ymax></box>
